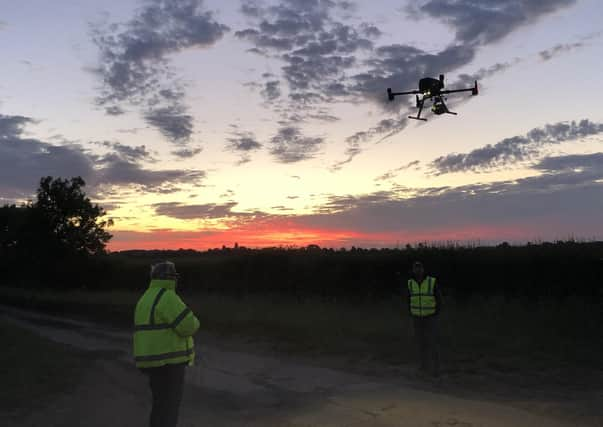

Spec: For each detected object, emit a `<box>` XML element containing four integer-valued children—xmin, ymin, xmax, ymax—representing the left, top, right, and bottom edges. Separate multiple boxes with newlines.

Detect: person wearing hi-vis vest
<box><xmin>134</xmin><ymin>261</ymin><xmax>200</xmax><ymax>427</ymax></box>
<box><xmin>407</xmin><ymin>260</ymin><xmax>442</xmax><ymax>378</ymax></box>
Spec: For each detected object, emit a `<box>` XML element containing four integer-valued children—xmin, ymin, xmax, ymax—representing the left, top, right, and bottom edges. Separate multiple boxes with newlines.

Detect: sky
<box><xmin>1</xmin><ymin>0</ymin><xmax>603</xmax><ymax>250</ymax></box>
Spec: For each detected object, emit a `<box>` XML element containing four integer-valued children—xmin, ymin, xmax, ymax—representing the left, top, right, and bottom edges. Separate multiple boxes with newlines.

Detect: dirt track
<box><xmin>1</xmin><ymin>305</ymin><xmax>601</xmax><ymax>427</ymax></box>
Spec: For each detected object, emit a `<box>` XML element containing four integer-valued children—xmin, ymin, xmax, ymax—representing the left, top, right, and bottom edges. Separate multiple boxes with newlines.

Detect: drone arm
<box><xmin>387</xmin><ymin>88</ymin><xmax>421</xmax><ymax>101</ymax></box>
<box><xmin>440</xmin><ymin>88</ymin><xmax>473</xmax><ymax>95</ymax></box>
<box><xmin>391</xmin><ymin>90</ymin><xmax>421</xmax><ymax>95</ymax></box>
<box><xmin>441</xmin><ymin>80</ymin><xmax>478</xmax><ymax>96</ymax></box>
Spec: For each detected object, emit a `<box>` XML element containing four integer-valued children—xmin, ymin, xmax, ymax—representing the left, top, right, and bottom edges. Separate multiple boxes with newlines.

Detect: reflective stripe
<box><xmin>149</xmin><ymin>288</ymin><xmax>167</xmax><ymax>325</ymax></box>
<box><xmin>134</xmin><ymin>308</ymin><xmax>192</xmax><ymax>331</ymax></box>
<box><xmin>134</xmin><ymin>348</ymin><xmax>194</xmax><ymax>362</ymax></box>
<box><xmin>134</xmin><ymin>323</ymin><xmax>171</xmax><ymax>331</ymax></box>
<box><xmin>172</xmin><ymin>308</ymin><xmax>191</xmax><ymax>328</ymax></box>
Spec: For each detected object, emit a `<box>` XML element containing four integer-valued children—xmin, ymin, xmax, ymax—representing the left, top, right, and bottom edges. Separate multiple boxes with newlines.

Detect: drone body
<box><xmin>387</xmin><ymin>74</ymin><xmax>478</xmax><ymax>121</ymax></box>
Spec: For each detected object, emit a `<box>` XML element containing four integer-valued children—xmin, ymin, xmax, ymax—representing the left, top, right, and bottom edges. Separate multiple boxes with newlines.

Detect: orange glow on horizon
<box><xmin>107</xmin><ymin>221</ymin><xmax>536</xmax><ymax>251</ymax></box>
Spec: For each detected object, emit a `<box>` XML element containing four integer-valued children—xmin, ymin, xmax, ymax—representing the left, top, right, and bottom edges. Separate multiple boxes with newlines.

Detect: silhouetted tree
<box><xmin>32</xmin><ymin>176</ymin><xmax>113</xmax><ymax>256</ymax></box>
<box><xmin>0</xmin><ymin>176</ymin><xmax>113</xmax><ymax>288</ymax></box>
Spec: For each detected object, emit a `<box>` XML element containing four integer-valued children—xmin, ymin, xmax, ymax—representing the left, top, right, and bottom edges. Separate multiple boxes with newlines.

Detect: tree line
<box><xmin>1</xmin><ymin>176</ymin><xmax>602</xmax><ymax>300</ymax></box>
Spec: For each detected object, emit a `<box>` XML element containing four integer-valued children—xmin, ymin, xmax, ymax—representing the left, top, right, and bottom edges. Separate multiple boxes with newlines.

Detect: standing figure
<box><xmin>134</xmin><ymin>261</ymin><xmax>200</xmax><ymax>427</ymax></box>
<box><xmin>407</xmin><ymin>261</ymin><xmax>442</xmax><ymax>378</ymax></box>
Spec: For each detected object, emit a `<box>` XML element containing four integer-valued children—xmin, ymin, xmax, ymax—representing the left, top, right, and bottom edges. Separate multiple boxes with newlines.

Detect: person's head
<box><xmin>412</xmin><ymin>261</ymin><xmax>424</xmax><ymax>279</ymax></box>
<box><xmin>150</xmin><ymin>261</ymin><xmax>179</xmax><ymax>281</ymax></box>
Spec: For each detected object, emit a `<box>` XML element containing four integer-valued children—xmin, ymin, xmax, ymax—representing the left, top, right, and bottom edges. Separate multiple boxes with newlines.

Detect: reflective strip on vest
<box><xmin>134</xmin><ymin>308</ymin><xmax>192</xmax><ymax>331</ymax></box>
<box><xmin>149</xmin><ymin>288</ymin><xmax>166</xmax><ymax>324</ymax></box>
<box><xmin>408</xmin><ymin>277</ymin><xmax>436</xmax><ymax>317</ymax></box>
<box><xmin>135</xmin><ymin>348</ymin><xmax>194</xmax><ymax>362</ymax></box>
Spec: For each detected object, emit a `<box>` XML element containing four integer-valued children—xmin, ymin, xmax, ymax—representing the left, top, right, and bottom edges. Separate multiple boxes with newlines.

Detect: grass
<box><xmin>0</xmin><ymin>319</ymin><xmax>88</xmax><ymax>415</ymax></box>
<box><xmin>1</xmin><ymin>286</ymin><xmax>601</xmax><ymax>381</ymax></box>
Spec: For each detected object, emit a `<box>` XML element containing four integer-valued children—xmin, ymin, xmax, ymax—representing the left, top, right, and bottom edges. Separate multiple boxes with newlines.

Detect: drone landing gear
<box><xmin>408</xmin><ymin>115</ymin><xmax>427</xmax><ymax>121</ymax></box>
<box><xmin>439</xmin><ymin>97</ymin><xmax>457</xmax><ymax>116</ymax></box>
<box><xmin>408</xmin><ymin>98</ymin><xmax>428</xmax><ymax>121</ymax></box>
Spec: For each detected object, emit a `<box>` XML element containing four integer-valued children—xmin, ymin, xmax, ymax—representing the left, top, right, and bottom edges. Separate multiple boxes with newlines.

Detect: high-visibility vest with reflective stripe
<box><xmin>408</xmin><ymin>276</ymin><xmax>437</xmax><ymax>317</ymax></box>
<box><xmin>133</xmin><ymin>279</ymin><xmax>200</xmax><ymax>368</ymax></box>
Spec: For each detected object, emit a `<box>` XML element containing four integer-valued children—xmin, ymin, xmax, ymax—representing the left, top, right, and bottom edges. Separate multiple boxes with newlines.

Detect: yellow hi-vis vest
<box><xmin>133</xmin><ymin>279</ymin><xmax>200</xmax><ymax>368</ymax></box>
<box><xmin>408</xmin><ymin>276</ymin><xmax>437</xmax><ymax>317</ymax></box>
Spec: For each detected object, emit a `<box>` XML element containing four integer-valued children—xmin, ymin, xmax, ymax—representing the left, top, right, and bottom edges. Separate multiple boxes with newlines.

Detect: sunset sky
<box><xmin>1</xmin><ymin>0</ymin><xmax>602</xmax><ymax>250</ymax></box>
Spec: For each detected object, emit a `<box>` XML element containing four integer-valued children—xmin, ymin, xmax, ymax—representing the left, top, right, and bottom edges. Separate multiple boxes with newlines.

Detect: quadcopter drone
<box><xmin>387</xmin><ymin>74</ymin><xmax>478</xmax><ymax>121</ymax></box>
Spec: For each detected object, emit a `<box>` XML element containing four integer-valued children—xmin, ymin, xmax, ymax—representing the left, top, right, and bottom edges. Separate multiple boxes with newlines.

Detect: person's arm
<box><xmin>159</xmin><ymin>291</ymin><xmax>200</xmax><ymax>337</ymax></box>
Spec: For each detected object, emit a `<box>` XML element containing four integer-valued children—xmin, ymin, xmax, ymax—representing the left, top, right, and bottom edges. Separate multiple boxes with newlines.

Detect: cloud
<box><xmin>539</xmin><ymin>42</ymin><xmax>583</xmax><ymax>61</ymax></box>
<box><xmin>153</xmin><ymin>201</ymin><xmax>239</xmax><ymax>219</ymax></box>
<box><xmin>431</xmin><ymin>119</ymin><xmax>603</xmax><ymax>174</ymax></box>
<box><xmin>105</xmin><ymin>106</ymin><xmax>126</xmax><ymax>116</ymax></box>
<box><xmin>375</xmin><ymin>160</ymin><xmax>421</xmax><ymax>181</ymax></box>
<box><xmin>0</xmin><ymin>113</ymin><xmax>206</xmax><ymax>199</ymax></box>
<box><xmin>152</xmin><ymin>201</ymin><xmax>272</xmax><ymax>229</ymax></box>
<box><xmin>171</xmin><ymin>147</ymin><xmax>203</xmax><ymax>159</ymax></box>
<box><xmin>291</xmin><ymin>162</ymin><xmax>603</xmax><ymax>239</ymax></box>
<box><xmin>308</xmin><ymin>112</ymin><xmax>340</xmax><ymax>122</ymax></box>
<box><xmin>0</xmin><ymin>114</ymin><xmax>94</xmax><ymax>199</ymax></box>
<box><xmin>95</xmin><ymin>156</ymin><xmax>205</xmax><ymax>191</ymax></box>
<box><xmin>236</xmin><ymin>0</ymin><xmax>378</xmax><ymax>121</ymax></box>
<box><xmin>144</xmin><ymin>104</ymin><xmax>194</xmax><ymax>143</ymax></box>
<box><xmin>534</xmin><ymin>152</ymin><xmax>603</xmax><ymax>172</ymax></box>
<box><xmin>91</xmin><ymin>0</ymin><xmax>229</xmax><ymax>144</ymax></box>
<box><xmin>456</xmin><ymin>60</ymin><xmax>519</xmax><ymax>86</ymax></box>
<box><xmin>95</xmin><ymin>141</ymin><xmax>154</xmax><ymax>162</ymax></box>
<box><xmin>407</xmin><ymin>0</ymin><xmax>577</xmax><ymax>46</ymax></box>
<box><xmin>269</xmin><ymin>126</ymin><xmax>324</xmax><ymax>163</ymax></box>
<box><xmin>331</xmin><ymin>116</ymin><xmax>407</xmax><ymax>170</ymax></box>
<box><xmin>227</xmin><ymin>136</ymin><xmax>262</xmax><ymax>152</ymax></box>
<box><xmin>261</xmin><ymin>80</ymin><xmax>282</xmax><ymax>101</ymax></box>
<box><xmin>0</xmin><ymin>114</ymin><xmax>35</xmax><ymax>138</ymax></box>
<box><xmin>225</xmin><ymin>129</ymin><xmax>262</xmax><ymax>165</ymax></box>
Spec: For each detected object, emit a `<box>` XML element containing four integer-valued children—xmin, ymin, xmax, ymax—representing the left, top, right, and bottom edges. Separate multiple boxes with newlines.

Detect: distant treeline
<box><xmin>4</xmin><ymin>241</ymin><xmax>602</xmax><ymax>301</ymax></box>
<box><xmin>102</xmin><ymin>243</ymin><xmax>603</xmax><ymax>300</ymax></box>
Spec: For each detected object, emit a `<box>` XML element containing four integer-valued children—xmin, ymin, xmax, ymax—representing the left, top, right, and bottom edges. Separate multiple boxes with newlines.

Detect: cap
<box><xmin>150</xmin><ymin>261</ymin><xmax>179</xmax><ymax>280</ymax></box>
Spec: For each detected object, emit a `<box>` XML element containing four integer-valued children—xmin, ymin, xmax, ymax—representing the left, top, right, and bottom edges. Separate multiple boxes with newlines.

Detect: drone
<box><xmin>387</xmin><ymin>74</ymin><xmax>478</xmax><ymax>121</ymax></box>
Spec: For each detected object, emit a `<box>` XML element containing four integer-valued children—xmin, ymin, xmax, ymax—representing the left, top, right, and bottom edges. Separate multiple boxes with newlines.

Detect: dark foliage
<box><xmin>0</xmin><ymin>176</ymin><xmax>113</xmax><ymax>287</ymax></box>
<box><xmin>91</xmin><ymin>242</ymin><xmax>603</xmax><ymax>301</ymax></box>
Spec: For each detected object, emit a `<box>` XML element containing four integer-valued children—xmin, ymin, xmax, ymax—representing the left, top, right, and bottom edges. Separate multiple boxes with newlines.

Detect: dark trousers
<box><xmin>141</xmin><ymin>363</ymin><xmax>186</xmax><ymax>427</ymax></box>
<box><xmin>413</xmin><ymin>315</ymin><xmax>440</xmax><ymax>376</ymax></box>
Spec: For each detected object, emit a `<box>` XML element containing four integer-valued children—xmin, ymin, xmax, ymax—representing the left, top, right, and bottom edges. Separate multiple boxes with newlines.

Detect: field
<box><xmin>1</xmin><ymin>285</ymin><xmax>600</xmax><ymax>386</ymax></box>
